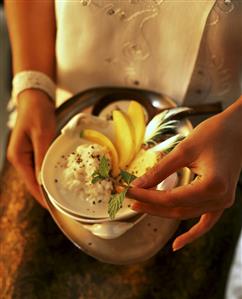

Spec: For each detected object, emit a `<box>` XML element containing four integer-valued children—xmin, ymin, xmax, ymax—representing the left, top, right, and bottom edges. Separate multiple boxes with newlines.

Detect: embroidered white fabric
<box><xmin>55</xmin><ymin>0</ymin><xmax>216</xmax><ymax>105</ymax></box>
<box><xmin>54</xmin><ymin>0</ymin><xmax>242</xmax><ymax>109</ymax></box>
<box><xmin>11</xmin><ymin>71</ymin><xmax>56</xmax><ymax>106</ymax></box>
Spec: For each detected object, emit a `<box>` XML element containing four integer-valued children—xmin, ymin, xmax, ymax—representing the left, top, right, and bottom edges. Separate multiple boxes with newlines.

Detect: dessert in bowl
<box><xmin>41</xmin><ymin>100</ymin><xmax>190</xmax><ymax>237</ymax></box>
<box><xmin>41</xmin><ymin>112</ymin><xmax>136</xmax><ymax>221</ymax></box>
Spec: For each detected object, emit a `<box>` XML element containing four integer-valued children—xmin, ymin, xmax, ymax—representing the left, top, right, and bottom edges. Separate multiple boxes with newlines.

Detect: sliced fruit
<box><xmin>127</xmin><ymin>148</ymin><xmax>158</xmax><ymax>177</ymax></box>
<box><xmin>112</xmin><ymin>110</ymin><xmax>135</xmax><ymax>169</ymax></box>
<box><xmin>82</xmin><ymin>129</ymin><xmax>119</xmax><ymax>176</ymax></box>
<box><xmin>128</xmin><ymin>101</ymin><xmax>146</xmax><ymax>153</ymax></box>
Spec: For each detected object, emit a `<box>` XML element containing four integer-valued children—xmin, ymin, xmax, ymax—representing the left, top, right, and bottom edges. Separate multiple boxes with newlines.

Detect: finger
<box><xmin>172</xmin><ymin>210</ymin><xmax>223</xmax><ymax>251</ymax></box>
<box><xmin>32</xmin><ymin>130</ymin><xmax>55</xmax><ymax>207</ymax></box>
<box><xmin>128</xmin><ymin>179</ymin><xmax>213</xmax><ymax>208</ymax></box>
<box><xmin>17</xmin><ymin>161</ymin><xmax>47</xmax><ymax>209</ymax></box>
<box><xmin>11</xmin><ymin>150</ymin><xmax>47</xmax><ymax>208</ymax></box>
<box><xmin>8</xmin><ymin>131</ymin><xmax>47</xmax><ymax>208</ymax></box>
<box><xmin>32</xmin><ymin>130</ymin><xmax>55</xmax><ymax>175</ymax></box>
<box><xmin>132</xmin><ymin>144</ymin><xmax>191</xmax><ymax>188</ymax></box>
<box><xmin>131</xmin><ymin>202</ymin><xmax>220</xmax><ymax>220</ymax></box>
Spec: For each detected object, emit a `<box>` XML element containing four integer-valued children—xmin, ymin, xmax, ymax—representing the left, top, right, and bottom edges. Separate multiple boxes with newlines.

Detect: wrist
<box><xmin>221</xmin><ymin>95</ymin><xmax>242</xmax><ymax>165</ymax></box>
<box><xmin>221</xmin><ymin>95</ymin><xmax>242</xmax><ymax>120</ymax></box>
<box><xmin>17</xmin><ymin>89</ymin><xmax>55</xmax><ymax>111</ymax></box>
<box><xmin>228</xmin><ymin>95</ymin><xmax>242</xmax><ymax>113</ymax></box>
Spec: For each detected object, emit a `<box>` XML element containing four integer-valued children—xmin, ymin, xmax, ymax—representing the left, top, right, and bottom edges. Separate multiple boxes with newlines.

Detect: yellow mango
<box><xmin>82</xmin><ymin>129</ymin><xmax>119</xmax><ymax>176</ymax></box>
<box><xmin>112</xmin><ymin>110</ymin><xmax>135</xmax><ymax>169</ymax></box>
<box><xmin>128</xmin><ymin>101</ymin><xmax>146</xmax><ymax>153</ymax></box>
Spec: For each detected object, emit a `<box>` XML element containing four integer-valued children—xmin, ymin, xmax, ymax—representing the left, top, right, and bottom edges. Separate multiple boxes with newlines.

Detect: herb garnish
<box><xmin>108</xmin><ymin>170</ymin><xmax>137</xmax><ymax>220</ymax></box>
<box><xmin>91</xmin><ymin>157</ymin><xmax>137</xmax><ymax>219</ymax></box>
<box><xmin>91</xmin><ymin>156</ymin><xmax>110</xmax><ymax>184</ymax></box>
<box><xmin>108</xmin><ymin>190</ymin><xmax>127</xmax><ymax>220</ymax></box>
<box><xmin>120</xmin><ymin>170</ymin><xmax>137</xmax><ymax>185</ymax></box>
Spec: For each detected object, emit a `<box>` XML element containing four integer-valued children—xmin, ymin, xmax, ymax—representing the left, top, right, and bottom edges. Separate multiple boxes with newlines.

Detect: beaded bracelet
<box><xmin>11</xmin><ymin>71</ymin><xmax>56</xmax><ymax>106</ymax></box>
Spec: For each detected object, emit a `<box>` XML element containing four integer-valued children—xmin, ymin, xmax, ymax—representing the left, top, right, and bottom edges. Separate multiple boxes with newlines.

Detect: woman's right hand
<box><xmin>7</xmin><ymin>89</ymin><xmax>56</xmax><ymax>207</ymax></box>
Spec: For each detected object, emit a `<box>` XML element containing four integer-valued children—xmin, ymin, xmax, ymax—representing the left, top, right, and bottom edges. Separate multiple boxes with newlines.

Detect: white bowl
<box><xmin>40</xmin><ymin>89</ymin><xmax>194</xmax><ymax>264</ymax></box>
<box><xmin>41</xmin><ymin>113</ymin><xmax>137</xmax><ymax>221</ymax></box>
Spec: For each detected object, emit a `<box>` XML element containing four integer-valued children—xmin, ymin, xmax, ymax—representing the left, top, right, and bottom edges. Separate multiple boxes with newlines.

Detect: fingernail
<box><xmin>115</xmin><ymin>185</ymin><xmax>125</xmax><ymax>193</ymax></box>
<box><xmin>36</xmin><ymin>171</ymin><xmax>42</xmax><ymax>185</ymax></box>
<box><xmin>172</xmin><ymin>243</ymin><xmax>184</xmax><ymax>252</ymax></box>
<box><xmin>131</xmin><ymin>203</ymin><xmax>142</xmax><ymax>212</ymax></box>
<box><xmin>132</xmin><ymin>177</ymin><xmax>145</xmax><ymax>187</ymax></box>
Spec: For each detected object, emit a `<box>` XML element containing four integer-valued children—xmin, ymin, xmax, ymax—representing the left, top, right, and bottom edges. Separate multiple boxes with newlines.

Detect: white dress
<box><xmin>55</xmin><ymin>0</ymin><xmax>242</xmax><ymax>108</ymax></box>
<box><xmin>54</xmin><ymin>1</ymin><xmax>242</xmax><ymax>297</ymax></box>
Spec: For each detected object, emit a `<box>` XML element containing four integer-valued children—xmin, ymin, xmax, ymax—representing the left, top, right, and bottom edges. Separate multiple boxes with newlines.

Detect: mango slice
<box><xmin>112</xmin><ymin>110</ymin><xmax>135</xmax><ymax>169</ymax></box>
<box><xmin>82</xmin><ymin>129</ymin><xmax>119</xmax><ymax>176</ymax></box>
<box><xmin>128</xmin><ymin>101</ymin><xmax>146</xmax><ymax>154</ymax></box>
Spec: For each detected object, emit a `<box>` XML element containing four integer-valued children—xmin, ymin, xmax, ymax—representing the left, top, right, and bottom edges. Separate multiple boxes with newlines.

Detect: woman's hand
<box><xmin>128</xmin><ymin>98</ymin><xmax>242</xmax><ymax>251</ymax></box>
<box><xmin>7</xmin><ymin>89</ymin><xmax>56</xmax><ymax>207</ymax></box>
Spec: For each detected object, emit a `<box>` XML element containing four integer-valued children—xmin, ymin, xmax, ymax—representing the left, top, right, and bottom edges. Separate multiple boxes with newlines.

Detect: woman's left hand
<box><xmin>128</xmin><ymin>97</ymin><xmax>242</xmax><ymax>251</ymax></box>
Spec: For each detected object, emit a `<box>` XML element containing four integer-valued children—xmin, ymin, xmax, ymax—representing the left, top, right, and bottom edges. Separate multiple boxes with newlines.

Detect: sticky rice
<box><xmin>61</xmin><ymin>143</ymin><xmax>113</xmax><ymax>203</ymax></box>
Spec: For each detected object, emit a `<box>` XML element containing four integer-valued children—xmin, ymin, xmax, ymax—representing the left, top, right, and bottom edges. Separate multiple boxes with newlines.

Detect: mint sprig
<box><xmin>91</xmin><ymin>156</ymin><xmax>110</xmax><ymax>184</ymax></box>
<box><xmin>120</xmin><ymin>170</ymin><xmax>137</xmax><ymax>185</ymax></box>
<box><xmin>91</xmin><ymin>157</ymin><xmax>137</xmax><ymax>219</ymax></box>
<box><xmin>108</xmin><ymin>171</ymin><xmax>137</xmax><ymax>220</ymax></box>
<box><xmin>108</xmin><ymin>189</ymin><xmax>127</xmax><ymax>220</ymax></box>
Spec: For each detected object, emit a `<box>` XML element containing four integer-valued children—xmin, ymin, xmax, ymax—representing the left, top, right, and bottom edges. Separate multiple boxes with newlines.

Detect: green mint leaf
<box><xmin>120</xmin><ymin>170</ymin><xmax>137</xmax><ymax>186</ymax></box>
<box><xmin>91</xmin><ymin>174</ymin><xmax>102</xmax><ymax>184</ymax></box>
<box><xmin>91</xmin><ymin>156</ymin><xmax>111</xmax><ymax>184</ymax></box>
<box><xmin>107</xmin><ymin>171</ymin><xmax>137</xmax><ymax>218</ymax></box>
<box><xmin>108</xmin><ymin>189</ymin><xmax>127</xmax><ymax>220</ymax></box>
<box><xmin>99</xmin><ymin>156</ymin><xmax>110</xmax><ymax>178</ymax></box>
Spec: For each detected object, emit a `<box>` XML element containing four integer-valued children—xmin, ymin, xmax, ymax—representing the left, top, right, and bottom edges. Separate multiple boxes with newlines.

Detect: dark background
<box><xmin>0</xmin><ymin>2</ymin><xmax>11</xmax><ymax>172</ymax></box>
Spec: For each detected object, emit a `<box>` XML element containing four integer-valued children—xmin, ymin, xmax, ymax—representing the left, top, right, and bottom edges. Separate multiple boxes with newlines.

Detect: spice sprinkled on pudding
<box><xmin>61</xmin><ymin>144</ymin><xmax>113</xmax><ymax>205</ymax></box>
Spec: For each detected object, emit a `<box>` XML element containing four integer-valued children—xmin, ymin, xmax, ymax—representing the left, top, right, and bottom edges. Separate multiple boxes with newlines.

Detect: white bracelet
<box><xmin>11</xmin><ymin>71</ymin><xmax>56</xmax><ymax>106</ymax></box>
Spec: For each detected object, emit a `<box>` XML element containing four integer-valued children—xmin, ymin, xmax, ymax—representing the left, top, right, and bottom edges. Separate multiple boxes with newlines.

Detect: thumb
<box><xmin>133</xmin><ymin>144</ymin><xmax>191</xmax><ymax>188</ymax></box>
<box><xmin>33</xmin><ymin>131</ymin><xmax>55</xmax><ymax>177</ymax></box>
